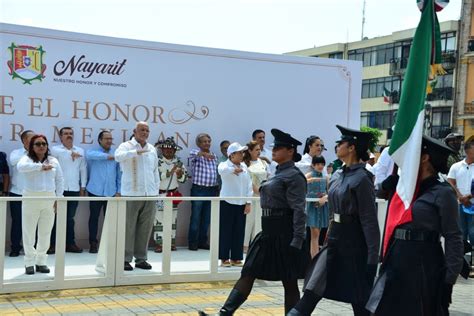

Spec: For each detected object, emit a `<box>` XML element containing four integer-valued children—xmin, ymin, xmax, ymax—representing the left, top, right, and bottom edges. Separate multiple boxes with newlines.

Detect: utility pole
<box><xmin>361</xmin><ymin>0</ymin><xmax>367</xmax><ymax>40</ymax></box>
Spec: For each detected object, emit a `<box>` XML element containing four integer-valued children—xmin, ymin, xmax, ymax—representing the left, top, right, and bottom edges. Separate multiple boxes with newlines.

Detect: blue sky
<box><xmin>0</xmin><ymin>0</ymin><xmax>462</xmax><ymax>54</ymax></box>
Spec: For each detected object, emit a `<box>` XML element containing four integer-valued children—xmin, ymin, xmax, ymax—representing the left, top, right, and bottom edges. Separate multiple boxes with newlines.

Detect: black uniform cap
<box><xmin>271</xmin><ymin>128</ymin><xmax>302</xmax><ymax>148</ymax></box>
<box><xmin>335</xmin><ymin>125</ymin><xmax>372</xmax><ymax>149</ymax></box>
<box><xmin>422</xmin><ymin>135</ymin><xmax>455</xmax><ymax>174</ymax></box>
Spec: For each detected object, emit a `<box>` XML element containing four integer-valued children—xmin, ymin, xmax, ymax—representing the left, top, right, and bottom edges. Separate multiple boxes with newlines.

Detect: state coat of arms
<box><xmin>7</xmin><ymin>43</ymin><xmax>46</xmax><ymax>84</ymax></box>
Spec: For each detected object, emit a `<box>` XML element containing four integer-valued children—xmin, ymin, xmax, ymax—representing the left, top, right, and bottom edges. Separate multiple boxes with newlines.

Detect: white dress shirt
<box><xmin>17</xmin><ymin>156</ymin><xmax>64</xmax><ymax>196</ymax></box>
<box><xmin>448</xmin><ymin>159</ymin><xmax>474</xmax><ymax>202</ymax></box>
<box><xmin>9</xmin><ymin>147</ymin><xmax>27</xmax><ymax>195</ymax></box>
<box><xmin>50</xmin><ymin>144</ymin><xmax>87</xmax><ymax>192</ymax></box>
<box><xmin>260</xmin><ymin>147</ymin><xmax>277</xmax><ymax>177</ymax></box>
<box><xmin>115</xmin><ymin>138</ymin><xmax>160</xmax><ymax>196</ymax></box>
<box><xmin>218</xmin><ymin>160</ymin><xmax>253</xmax><ymax>205</ymax></box>
<box><xmin>373</xmin><ymin>147</ymin><xmax>395</xmax><ymax>189</ymax></box>
<box><xmin>296</xmin><ymin>153</ymin><xmax>328</xmax><ymax>176</ymax></box>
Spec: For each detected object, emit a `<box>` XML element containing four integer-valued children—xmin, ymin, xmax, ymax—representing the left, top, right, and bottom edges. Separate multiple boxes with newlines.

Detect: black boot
<box><xmin>198</xmin><ymin>289</ymin><xmax>247</xmax><ymax>315</ymax></box>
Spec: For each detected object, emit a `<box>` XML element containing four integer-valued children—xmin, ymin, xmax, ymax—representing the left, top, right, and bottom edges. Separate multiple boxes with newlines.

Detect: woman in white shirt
<box><xmin>242</xmin><ymin>141</ymin><xmax>270</xmax><ymax>252</ymax></box>
<box><xmin>218</xmin><ymin>142</ymin><xmax>253</xmax><ymax>267</ymax></box>
<box><xmin>17</xmin><ymin>135</ymin><xmax>64</xmax><ymax>275</ymax></box>
<box><xmin>296</xmin><ymin>135</ymin><xmax>326</xmax><ymax>175</ymax></box>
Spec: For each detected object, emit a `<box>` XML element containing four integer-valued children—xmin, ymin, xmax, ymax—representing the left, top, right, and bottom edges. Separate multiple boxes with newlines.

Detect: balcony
<box><xmin>441</xmin><ymin>51</ymin><xmax>456</xmax><ymax>70</ymax></box>
<box><xmin>390</xmin><ymin>52</ymin><xmax>456</xmax><ymax>76</ymax></box>
<box><xmin>389</xmin><ymin>58</ymin><xmax>407</xmax><ymax>76</ymax></box>
<box><xmin>426</xmin><ymin>87</ymin><xmax>454</xmax><ymax>101</ymax></box>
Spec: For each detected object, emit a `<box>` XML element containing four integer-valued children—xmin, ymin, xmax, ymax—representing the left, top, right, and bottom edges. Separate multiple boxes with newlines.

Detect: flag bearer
<box><xmin>366</xmin><ymin>136</ymin><xmax>464</xmax><ymax>316</ymax></box>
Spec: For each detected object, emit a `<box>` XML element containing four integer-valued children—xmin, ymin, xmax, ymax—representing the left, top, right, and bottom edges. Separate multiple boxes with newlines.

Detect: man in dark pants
<box><xmin>8</xmin><ymin>130</ymin><xmax>35</xmax><ymax>257</ymax></box>
<box><xmin>188</xmin><ymin>133</ymin><xmax>219</xmax><ymax>250</ymax></box>
<box><xmin>85</xmin><ymin>131</ymin><xmax>121</xmax><ymax>253</ymax></box>
<box><xmin>49</xmin><ymin>127</ymin><xmax>87</xmax><ymax>253</ymax></box>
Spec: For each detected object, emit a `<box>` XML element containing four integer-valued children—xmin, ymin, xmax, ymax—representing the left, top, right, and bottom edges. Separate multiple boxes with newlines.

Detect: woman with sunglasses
<box><xmin>199</xmin><ymin>129</ymin><xmax>309</xmax><ymax>315</ymax></box>
<box><xmin>17</xmin><ymin>135</ymin><xmax>64</xmax><ymax>275</ymax></box>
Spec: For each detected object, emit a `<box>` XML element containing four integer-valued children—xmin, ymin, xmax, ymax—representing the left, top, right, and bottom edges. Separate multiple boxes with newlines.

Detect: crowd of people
<box><xmin>0</xmin><ymin>123</ymin><xmax>472</xmax><ymax>315</ymax></box>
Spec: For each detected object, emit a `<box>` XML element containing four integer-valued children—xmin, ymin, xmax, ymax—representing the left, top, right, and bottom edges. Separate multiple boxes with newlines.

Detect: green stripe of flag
<box><xmin>389</xmin><ymin>0</ymin><xmax>434</xmax><ymax>155</ymax></box>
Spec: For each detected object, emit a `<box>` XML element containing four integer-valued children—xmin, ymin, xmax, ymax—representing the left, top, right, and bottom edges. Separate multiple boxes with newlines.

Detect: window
<box><xmin>329</xmin><ymin>52</ymin><xmax>343</xmax><ymax>59</ymax></box>
<box><xmin>440</xmin><ymin>32</ymin><xmax>456</xmax><ymax>52</ymax></box>
<box><xmin>360</xmin><ymin>111</ymin><xmax>396</xmax><ymax>130</ymax></box>
<box><xmin>430</xmin><ymin>107</ymin><xmax>451</xmax><ymax>138</ymax></box>
<box><xmin>348</xmin><ymin>43</ymin><xmax>402</xmax><ymax>66</ymax></box>
<box><xmin>361</xmin><ymin>76</ymin><xmax>401</xmax><ymax>99</ymax></box>
<box><xmin>348</xmin><ymin>32</ymin><xmax>455</xmax><ymax>67</ymax></box>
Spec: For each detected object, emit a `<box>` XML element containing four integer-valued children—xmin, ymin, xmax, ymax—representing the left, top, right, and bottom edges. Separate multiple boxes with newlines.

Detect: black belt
<box><xmin>261</xmin><ymin>208</ymin><xmax>291</xmax><ymax>217</ymax></box>
<box><xmin>333</xmin><ymin>213</ymin><xmax>358</xmax><ymax>224</ymax></box>
<box><xmin>394</xmin><ymin>229</ymin><xmax>440</xmax><ymax>242</ymax></box>
<box><xmin>159</xmin><ymin>188</ymin><xmax>177</xmax><ymax>194</ymax></box>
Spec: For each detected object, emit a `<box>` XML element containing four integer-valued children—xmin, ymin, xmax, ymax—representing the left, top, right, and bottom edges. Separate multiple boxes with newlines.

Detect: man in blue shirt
<box><xmin>86</xmin><ymin>130</ymin><xmax>121</xmax><ymax>253</ymax></box>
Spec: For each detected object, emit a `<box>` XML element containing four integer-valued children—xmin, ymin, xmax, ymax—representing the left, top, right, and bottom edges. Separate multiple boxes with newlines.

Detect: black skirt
<box><xmin>366</xmin><ymin>239</ymin><xmax>447</xmax><ymax>316</ymax></box>
<box><xmin>304</xmin><ymin>220</ymin><xmax>371</xmax><ymax>304</ymax></box>
<box><xmin>241</xmin><ymin>214</ymin><xmax>310</xmax><ymax>281</ymax></box>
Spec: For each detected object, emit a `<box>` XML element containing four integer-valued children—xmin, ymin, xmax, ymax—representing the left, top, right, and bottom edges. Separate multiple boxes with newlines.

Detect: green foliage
<box><xmin>361</xmin><ymin>126</ymin><xmax>382</xmax><ymax>152</ymax></box>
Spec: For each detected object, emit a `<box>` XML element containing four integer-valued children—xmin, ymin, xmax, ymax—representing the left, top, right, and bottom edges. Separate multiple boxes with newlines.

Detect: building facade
<box><xmin>454</xmin><ymin>0</ymin><xmax>474</xmax><ymax>140</ymax></box>
<box><xmin>287</xmin><ymin>21</ymin><xmax>459</xmax><ymax>144</ymax></box>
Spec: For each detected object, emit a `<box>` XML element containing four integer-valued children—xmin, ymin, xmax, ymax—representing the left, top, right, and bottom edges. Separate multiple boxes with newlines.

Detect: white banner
<box><xmin>1</xmin><ymin>23</ymin><xmax>361</xmax><ymax>158</ymax></box>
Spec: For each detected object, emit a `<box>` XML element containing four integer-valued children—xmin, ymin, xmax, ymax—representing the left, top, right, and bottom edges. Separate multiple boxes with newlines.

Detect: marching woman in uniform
<box><xmin>199</xmin><ymin>129</ymin><xmax>309</xmax><ymax>315</ymax></box>
<box><xmin>366</xmin><ymin>135</ymin><xmax>464</xmax><ymax>316</ymax></box>
<box><xmin>288</xmin><ymin>125</ymin><xmax>380</xmax><ymax>316</ymax></box>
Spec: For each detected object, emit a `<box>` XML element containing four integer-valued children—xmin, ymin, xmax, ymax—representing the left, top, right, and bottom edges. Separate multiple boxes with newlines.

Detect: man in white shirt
<box><xmin>447</xmin><ymin>141</ymin><xmax>474</xmax><ymax>249</ymax></box>
<box><xmin>365</xmin><ymin>152</ymin><xmax>376</xmax><ymax>176</ymax></box>
<box><xmin>373</xmin><ymin>146</ymin><xmax>395</xmax><ymax>192</ymax></box>
<box><xmin>49</xmin><ymin>127</ymin><xmax>87</xmax><ymax>253</ymax></box>
<box><xmin>116</xmin><ymin>121</ymin><xmax>160</xmax><ymax>271</ymax></box>
<box><xmin>252</xmin><ymin>129</ymin><xmax>271</xmax><ymax>163</ymax></box>
<box><xmin>8</xmin><ymin>130</ymin><xmax>35</xmax><ymax>257</ymax></box>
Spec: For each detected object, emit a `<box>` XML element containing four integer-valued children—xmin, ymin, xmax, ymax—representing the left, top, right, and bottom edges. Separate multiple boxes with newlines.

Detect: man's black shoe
<box><xmin>89</xmin><ymin>242</ymin><xmax>98</xmax><ymax>254</ymax></box>
<box><xmin>47</xmin><ymin>246</ymin><xmax>55</xmax><ymax>255</ymax></box>
<box><xmin>9</xmin><ymin>250</ymin><xmax>20</xmax><ymax>257</ymax></box>
<box><xmin>66</xmin><ymin>244</ymin><xmax>83</xmax><ymax>253</ymax></box>
<box><xmin>35</xmin><ymin>265</ymin><xmax>50</xmax><ymax>273</ymax></box>
<box><xmin>25</xmin><ymin>266</ymin><xmax>35</xmax><ymax>275</ymax></box>
<box><xmin>188</xmin><ymin>245</ymin><xmax>198</xmax><ymax>251</ymax></box>
<box><xmin>124</xmin><ymin>262</ymin><xmax>133</xmax><ymax>271</ymax></box>
<box><xmin>198</xmin><ymin>244</ymin><xmax>210</xmax><ymax>250</ymax></box>
<box><xmin>135</xmin><ymin>261</ymin><xmax>152</xmax><ymax>270</ymax></box>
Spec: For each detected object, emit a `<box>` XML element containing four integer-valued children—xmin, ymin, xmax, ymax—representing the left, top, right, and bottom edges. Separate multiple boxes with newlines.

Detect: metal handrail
<box><xmin>0</xmin><ymin>196</ymin><xmax>389</xmax><ymax>293</ymax></box>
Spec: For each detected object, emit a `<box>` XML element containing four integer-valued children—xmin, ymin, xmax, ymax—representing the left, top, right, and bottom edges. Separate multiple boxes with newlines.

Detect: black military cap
<box><xmin>422</xmin><ymin>135</ymin><xmax>455</xmax><ymax>174</ymax></box>
<box><xmin>335</xmin><ymin>125</ymin><xmax>372</xmax><ymax>150</ymax></box>
<box><xmin>444</xmin><ymin>132</ymin><xmax>463</xmax><ymax>142</ymax></box>
<box><xmin>155</xmin><ymin>137</ymin><xmax>182</xmax><ymax>150</ymax></box>
<box><xmin>271</xmin><ymin>128</ymin><xmax>302</xmax><ymax>148</ymax></box>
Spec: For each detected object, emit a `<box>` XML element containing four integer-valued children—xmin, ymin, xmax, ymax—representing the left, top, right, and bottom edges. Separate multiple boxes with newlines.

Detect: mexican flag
<box><xmin>383</xmin><ymin>0</ymin><xmax>444</xmax><ymax>256</ymax></box>
<box><xmin>383</xmin><ymin>87</ymin><xmax>392</xmax><ymax>104</ymax></box>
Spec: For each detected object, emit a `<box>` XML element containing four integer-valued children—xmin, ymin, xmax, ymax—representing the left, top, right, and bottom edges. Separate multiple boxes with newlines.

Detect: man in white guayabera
<box><xmin>115</xmin><ymin>122</ymin><xmax>160</xmax><ymax>271</ymax></box>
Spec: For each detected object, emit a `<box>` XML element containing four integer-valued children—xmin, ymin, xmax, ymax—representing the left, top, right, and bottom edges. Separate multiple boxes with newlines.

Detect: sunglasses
<box><xmin>34</xmin><ymin>142</ymin><xmax>47</xmax><ymax>147</ymax></box>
